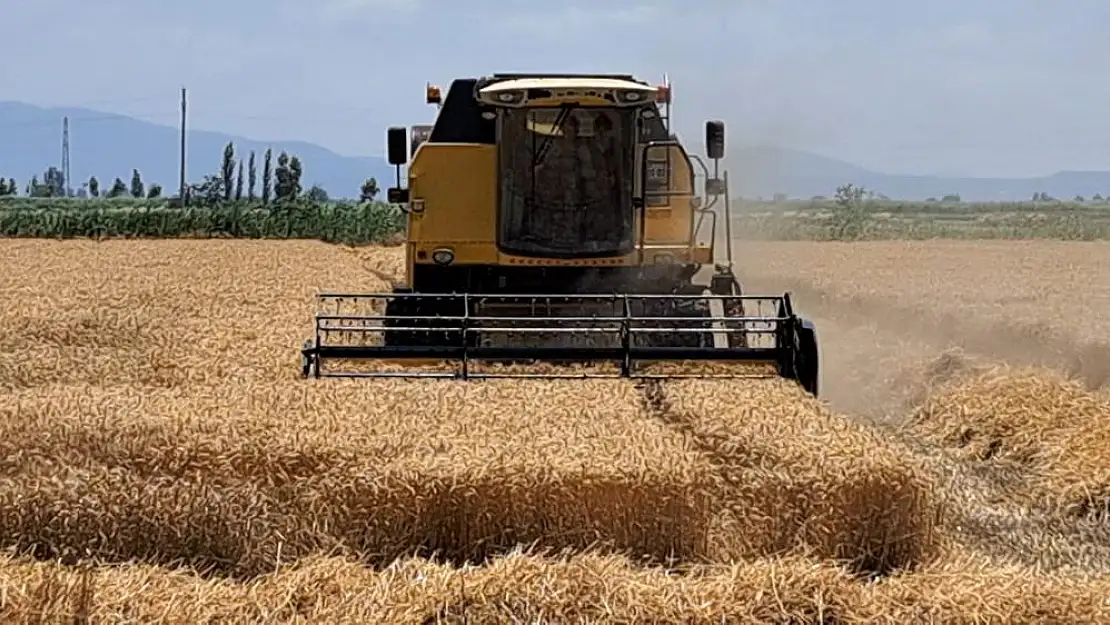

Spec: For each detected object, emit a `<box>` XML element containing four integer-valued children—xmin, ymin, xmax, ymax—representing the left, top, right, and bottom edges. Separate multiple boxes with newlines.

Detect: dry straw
<box><xmin>5</xmin><ymin>239</ymin><xmax>1110</xmax><ymax>621</ymax></box>
<box><xmin>906</xmin><ymin>365</ymin><xmax>1110</xmax><ymax>515</ymax></box>
<box><xmin>5</xmin><ymin>551</ymin><xmax>1110</xmax><ymax>624</ymax></box>
<box><xmin>854</xmin><ymin>555</ymin><xmax>1110</xmax><ymax>624</ymax></box>
<box><xmin>655</xmin><ymin>377</ymin><xmax>937</xmax><ymax>576</ymax></box>
<box><xmin>0</xmin><ymin>379</ymin><xmax>714</xmax><ymax>576</ymax></box>
<box><xmin>0</xmin><ymin>551</ymin><xmax>863</xmax><ymax>624</ymax></box>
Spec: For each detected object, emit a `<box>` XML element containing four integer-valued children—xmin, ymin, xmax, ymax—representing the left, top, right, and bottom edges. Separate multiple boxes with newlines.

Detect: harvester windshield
<box><xmin>498</xmin><ymin>106</ymin><xmax>636</xmax><ymax>257</ymax></box>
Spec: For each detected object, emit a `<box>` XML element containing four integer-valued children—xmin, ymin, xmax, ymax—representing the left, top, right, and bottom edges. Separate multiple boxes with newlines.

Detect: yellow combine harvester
<box><xmin>300</xmin><ymin>73</ymin><xmax>819</xmax><ymax>395</ymax></box>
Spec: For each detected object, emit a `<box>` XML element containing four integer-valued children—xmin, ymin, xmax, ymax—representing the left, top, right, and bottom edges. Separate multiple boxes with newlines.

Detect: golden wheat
<box><xmin>6</xmin><ymin>551</ymin><xmax>1110</xmax><ymax>624</ymax></box>
<box><xmin>733</xmin><ymin>240</ymin><xmax>1110</xmax><ymax>345</ymax></box>
<box><xmin>0</xmin><ymin>240</ymin><xmax>931</xmax><ymax>578</ymax></box>
<box><xmin>854</xmin><ymin>555</ymin><xmax>1110</xmax><ymax>624</ymax></box>
<box><xmin>0</xmin><ymin>551</ymin><xmax>866</xmax><ymax>624</ymax></box>
<box><xmin>0</xmin><ymin>378</ymin><xmax>718</xmax><ymax>576</ymax></box>
<box><xmin>6</xmin><ymin>239</ymin><xmax>1110</xmax><ymax>620</ymax></box>
<box><xmin>656</xmin><ymin>377</ymin><xmax>937</xmax><ymax>574</ymax></box>
<box><xmin>906</xmin><ymin>365</ymin><xmax>1110</xmax><ymax>515</ymax></box>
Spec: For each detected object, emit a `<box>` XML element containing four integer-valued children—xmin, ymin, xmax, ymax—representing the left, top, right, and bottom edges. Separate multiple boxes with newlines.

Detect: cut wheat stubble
<box><xmin>6</xmin><ymin>550</ymin><xmax>1110</xmax><ymax>624</ymax></box>
<box><xmin>653</xmin><ymin>377</ymin><xmax>938</xmax><ymax>576</ymax></box>
<box><xmin>0</xmin><ymin>379</ymin><xmax>715</xmax><ymax>577</ymax></box>
<box><xmin>0</xmin><ymin>551</ymin><xmax>865</xmax><ymax>624</ymax></box>
<box><xmin>906</xmin><ymin>366</ymin><xmax>1110</xmax><ymax>516</ymax></box>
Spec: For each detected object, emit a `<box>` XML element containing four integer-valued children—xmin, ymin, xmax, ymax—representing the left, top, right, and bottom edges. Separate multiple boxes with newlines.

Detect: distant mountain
<box><xmin>0</xmin><ymin>102</ymin><xmax>393</xmax><ymax>199</ymax></box>
<box><xmin>3</xmin><ymin>101</ymin><xmax>1110</xmax><ymax>202</ymax></box>
<box><xmin>728</xmin><ymin>145</ymin><xmax>1110</xmax><ymax>202</ymax></box>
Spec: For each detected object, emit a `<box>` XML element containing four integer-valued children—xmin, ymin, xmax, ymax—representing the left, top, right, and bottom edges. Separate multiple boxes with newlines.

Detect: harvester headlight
<box><xmin>618</xmin><ymin>89</ymin><xmax>652</xmax><ymax>104</ymax></box>
<box><xmin>653</xmin><ymin>253</ymin><xmax>674</xmax><ymax>264</ymax></box>
<box><xmin>431</xmin><ymin>248</ymin><xmax>455</xmax><ymax>265</ymax></box>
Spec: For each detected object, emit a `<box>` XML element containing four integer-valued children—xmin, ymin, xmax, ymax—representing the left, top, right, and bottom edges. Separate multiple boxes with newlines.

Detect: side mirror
<box><xmin>705</xmin><ymin>177</ymin><xmax>725</xmax><ymax>197</ymax></box>
<box><xmin>387</xmin><ymin>127</ymin><xmax>408</xmax><ymax>166</ymax></box>
<box><xmin>705</xmin><ymin>120</ymin><xmax>725</xmax><ymax>160</ymax></box>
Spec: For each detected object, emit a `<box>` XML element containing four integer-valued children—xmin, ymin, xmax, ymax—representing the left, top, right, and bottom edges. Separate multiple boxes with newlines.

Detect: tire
<box><xmin>795</xmin><ymin>318</ymin><xmax>819</xmax><ymax>396</ymax></box>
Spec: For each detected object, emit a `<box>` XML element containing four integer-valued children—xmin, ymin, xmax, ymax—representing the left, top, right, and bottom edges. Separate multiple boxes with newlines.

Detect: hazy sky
<box><xmin>3</xmin><ymin>0</ymin><xmax>1109</xmax><ymax>177</ymax></box>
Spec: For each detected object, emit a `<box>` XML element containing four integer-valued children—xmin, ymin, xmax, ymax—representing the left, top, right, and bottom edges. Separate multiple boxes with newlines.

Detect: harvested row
<box><xmin>3</xmin><ymin>551</ymin><xmax>1109</xmax><ymax>624</ymax></box>
<box><xmin>906</xmin><ymin>366</ymin><xmax>1110</xmax><ymax>516</ymax></box>
<box><xmin>647</xmin><ymin>378</ymin><xmax>937</xmax><ymax>576</ymax></box>
<box><xmin>0</xmin><ymin>380</ymin><xmax>714</xmax><ymax>576</ymax></box>
<box><xmin>0</xmin><ymin>375</ymin><xmax>934</xmax><ymax>578</ymax></box>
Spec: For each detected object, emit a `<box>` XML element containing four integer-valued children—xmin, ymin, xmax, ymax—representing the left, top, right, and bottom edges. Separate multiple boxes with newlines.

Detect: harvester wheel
<box><xmin>795</xmin><ymin>318</ymin><xmax>819</xmax><ymax>396</ymax></box>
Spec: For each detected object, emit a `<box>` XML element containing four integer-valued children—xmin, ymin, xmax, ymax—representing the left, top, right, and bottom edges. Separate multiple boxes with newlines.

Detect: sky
<box><xmin>3</xmin><ymin>0</ymin><xmax>1110</xmax><ymax>178</ymax></box>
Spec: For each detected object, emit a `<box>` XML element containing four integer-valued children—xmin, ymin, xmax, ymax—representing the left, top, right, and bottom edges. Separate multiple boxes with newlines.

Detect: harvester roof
<box><xmin>479</xmin><ymin>76</ymin><xmax>656</xmax><ymax>94</ymax></box>
<box><xmin>477</xmin><ymin>76</ymin><xmax>660</xmax><ymax>108</ymax></box>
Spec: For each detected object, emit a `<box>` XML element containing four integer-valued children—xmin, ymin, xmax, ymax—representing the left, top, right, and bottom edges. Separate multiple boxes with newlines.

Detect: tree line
<box><xmin>0</xmin><ymin>142</ymin><xmax>381</xmax><ymax>204</ymax></box>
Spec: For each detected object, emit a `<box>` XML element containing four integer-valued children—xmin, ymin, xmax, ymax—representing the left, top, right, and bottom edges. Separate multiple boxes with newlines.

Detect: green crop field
<box><xmin>732</xmin><ymin>198</ymin><xmax>1110</xmax><ymax>240</ymax></box>
<box><xmin>3</xmin><ymin>195</ymin><xmax>1110</xmax><ymax>242</ymax></box>
<box><xmin>0</xmin><ymin>197</ymin><xmax>404</xmax><ymax>244</ymax></box>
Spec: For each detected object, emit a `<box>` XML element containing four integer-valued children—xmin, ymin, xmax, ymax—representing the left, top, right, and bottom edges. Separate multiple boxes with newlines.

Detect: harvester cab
<box><xmin>300</xmin><ymin>73</ymin><xmax>820</xmax><ymax>395</ymax></box>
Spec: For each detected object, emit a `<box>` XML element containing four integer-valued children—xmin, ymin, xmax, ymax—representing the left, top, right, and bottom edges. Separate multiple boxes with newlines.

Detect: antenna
<box><xmin>61</xmin><ymin>116</ymin><xmax>71</xmax><ymax>196</ymax></box>
<box><xmin>662</xmin><ymin>72</ymin><xmax>671</xmax><ymax>135</ymax></box>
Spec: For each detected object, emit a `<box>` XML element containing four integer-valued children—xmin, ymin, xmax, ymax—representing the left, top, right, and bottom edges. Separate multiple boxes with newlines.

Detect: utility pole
<box><xmin>61</xmin><ymin>116</ymin><xmax>71</xmax><ymax>196</ymax></box>
<box><xmin>179</xmin><ymin>87</ymin><xmax>187</xmax><ymax>204</ymax></box>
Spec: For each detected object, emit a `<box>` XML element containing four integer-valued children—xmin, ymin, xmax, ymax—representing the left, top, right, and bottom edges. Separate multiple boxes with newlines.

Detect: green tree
<box><xmin>274</xmin><ymin>151</ymin><xmax>293</xmax><ymax>201</ymax></box>
<box><xmin>359</xmin><ymin>177</ymin><xmax>379</xmax><ymax>202</ymax></box>
<box><xmin>189</xmin><ymin>174</ymin><xmax>224</xmax><ymax>205</ymax></box>
<box><xmin>42</xmin><ymin>167</ymin><xmax>65</xmax><ymax>197</ymax></box>
<box><xmin>130</xmin><ymin>169</ymin><xmax>144</xmax><ymax>198</ymax></box>
<box><xmin>221</xmin><ymin>141</ymin><xmax>236</xmax><ymax>201</ymax></box>
<box><xmin>88</xmin><ymin>176</ymin><xmax>100</xmax><ymax>198</ymax></box>
<box><xmin>28</xmin><ymin>174</ymin><xmax>55</xmax><ymax>197</ymax></box>
<box><xmin>261</xmin><ymin>148</ymin><xmax>272</xmax><ymax>204</ymax></box>
<box><xmin>306</xmin><ymin>184</ymin><xmax>328</xmax><ymax>202</ymax></box>
<box><xmin>107</xmin><ymin>177</ymin><xmax>128</xmax><ymax>198</ymax></box>
<box><xmin>235</xmin><ymin>160</ymin><xmax>244</xmax><ymax>200</ymax></box>
<box><xmin>830</xmin><ymin>183</ymin><xmax>870</xmax><ymax>240</ymax></box>
<box><xmin>289</xmin><ymin>155</ymin><xmax>303</xmax><ymax>199</ymax></box>
<box><xmin>247</xmin><ymin>151</ymin><xmax>257</xmax><ymax>200</ymax></box>
<box><xmin>5</xmin><ymin>178</ymin><xmax>15</xmax><ymax>197</ymax></box>
<box><xmin>147</xmin><ymin>183</ymin><xmax>163</xmax><ymax>198</ymax></box>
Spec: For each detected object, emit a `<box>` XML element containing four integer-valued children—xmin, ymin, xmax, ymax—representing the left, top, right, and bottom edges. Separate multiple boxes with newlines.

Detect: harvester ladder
<box><xmin>705</xmin><ymin>289</ymin><xmax>730</xmax><ymax>349</ymax></box>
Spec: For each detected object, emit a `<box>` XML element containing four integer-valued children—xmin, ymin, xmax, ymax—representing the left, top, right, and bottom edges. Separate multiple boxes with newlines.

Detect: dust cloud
<box><xmin>734</xmin><ymin>269</ymin><xmax>1110</xmax><ymax>425</ymax></box>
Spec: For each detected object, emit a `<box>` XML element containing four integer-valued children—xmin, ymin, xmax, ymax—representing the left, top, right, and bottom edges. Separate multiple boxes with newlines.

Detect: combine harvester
<box><xmin>300</xmin><ymin>73</ymin><xmax>819</xmax><ymax>395</ymax></box>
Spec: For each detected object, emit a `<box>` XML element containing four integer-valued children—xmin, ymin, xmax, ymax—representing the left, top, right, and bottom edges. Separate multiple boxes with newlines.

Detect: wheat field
<box><xmin>1</xmin><ymin>239</ymin><xmax>1110</xmax><ymax>623</ymax></box>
